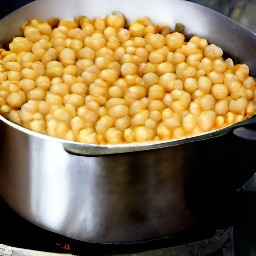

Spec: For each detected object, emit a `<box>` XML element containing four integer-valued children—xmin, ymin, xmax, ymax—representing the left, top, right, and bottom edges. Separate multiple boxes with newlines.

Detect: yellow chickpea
<box><xmin>131</xmin><ymin>110</ymin><xmax>150</xmax><ymax>126</ymax></box>
<box><xmin>4</xmin><ymin>61</ymin><xmax>21</xmax><ymax>72</ymax></box>
<box><xmin>148</xmin><ymin>84</ymin><xmax>165</xmax><ymax>100</ymax></box>
<box><xmin>105</xmin><ymin>12</ymin><xmax>125</xmax><ymax>30</ymax></box>
<box><xmin>19</xmin><ymin>79</ymin><xmax>35</xmax><ymax>92</ymax></box>
<box><xmin>215</xmin><ymin>100</ymin><xmax>229</xmax><ymax>115</ymax></box>
<box><xmin>104</xmin><ymin>127</ymin><xmax>123</xmax><ymax>144</ymax></box>
<box><xmin>198</xmin><ymin>110</ymin><xmax>216</xmax><ymax>132</ymax></box>
<box><xmin>201</xmin><ymin>57</ymin><xmax>213</xmax><ymax>73</ymax></box>
<box><xmin>9</xmin><ymin>37</ymin><xmax>33</xmax><ymax>54</ymax></box>
<box><xmin>229</xmin><ymin>97</ymin><xmax>248</xmax><ymax>114</ymax></box>
<box><xmin>95</xmin><ymin>115</ymin><xmax>114</xmax><ymax>134</ymax></box>
<box><xmin>99</xmin><ymin>68</ymin><xmax>119</xmax><ymax>84</ymax></box>
<box><xmin>235</xmin><ymin>64</ymin><xmax>249</xmax><ymax>82</ymax></box>
<box><xmin>6</xmin><ymin>91</ymin><xmax>26</xmax><ymax>108</ymax></box>
<box><xmin>121</xmin><ymin>63</ymin><xmax>138</xmax><ymax>76</ymax></box>
<box><xmin>124</xmin><ymin>85</ymin><xmax>147</xmax><ymax>104</ymax></box>
<box><xmin>182</xmin><ymin>113</ymin><xmax>197</xmax><ymax>133</ymax></box>
<box><xmin>147</xmin><ymin>33</ymin><xmax>166</xmax><ymax>49</ymax></box>
<box><xmin>156</xmin><ymin>62</ymin><xmax>175</xmax><ymax>76</ymax></box>
<box><xmin>166</xmin><ymin>32</ymin><xmax>185</xmax><ymax>51</ymax></box>
<box><xmin>115</xmin><ymin>115</ymin><xmax>130</xmax><ymax>131</ymax></box>
<box><xmin>157</xmin><ymin>122</ymin><xmax>172</xmax><ymax>139</ymax></box>
<box><xmin>197</xmin><ymin>76</ymin><xmax>212</xmax><ymax>93</ymax></box>
<box><xmin>168</xmin><ymin>51</ymin><xmax>186</xmax><ymax>65</ymax></box>
<box><xmin>184</xmin><ymin>78</ymin><xmax>198</xmax><ymax>94</ymax></box>
<box><xmin>124</xmin><ymin>128</ymin><xmax>134</xmax><ymax>143</ymax></box>
<box><xmin>78</xmin><ymin>127</ymin><xmax>98</xmax><ymax>144</ymax></box>
<box><xmin>26</xmin><ymin>87</ymin><xmax>46</xmax><ymax>101</ymax></box>
<box><xmin>149</xmin><ymin>49</ymin><xmax>166</xmax><ymax>64</ymax></box>
<box><xmin>129</xmin><ymin>22</ymin><xmax>146</xmax><ymax>37</ymax></box>
<box><xmin>46</xmin><ymin>61</ymin><xmax>63</xmax><ymax>78</ymax></box>
<box><xmin>211</xmin><ymin>83</ymin><xmax>229</xmax><ymax>100</ymax></box>
<box><xmin>59</xmin><ymin>48</ymin><xmax>76</xmax><ymax>66</ymax></box>
<box><xmin>204</xmin><ymin>44</ymin><xmax>223</xmax><ymax>60</ymax></box>
<box><xmin>143</xmin><ymin>72</ymin><xmax>159</xmax><ymax>88</ymax></box>
<box><xmin>198</xmin><ymin>94</ymin><xmax>216</xmax><ymax>111</ymax></box>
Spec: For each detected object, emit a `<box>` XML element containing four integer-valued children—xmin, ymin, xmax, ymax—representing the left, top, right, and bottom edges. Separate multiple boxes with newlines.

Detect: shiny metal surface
<box><xmin>1</xmin><ymin>0</ymin><xmax>256</xmax><ymax>243</ymax></box>
<box><xmin>0</xmin><ymin>120</ymin><xmax>199</xmax><ymax>242</ymax></box>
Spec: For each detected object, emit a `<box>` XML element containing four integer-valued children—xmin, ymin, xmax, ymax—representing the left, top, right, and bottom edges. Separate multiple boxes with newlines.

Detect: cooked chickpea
<box><xmin>105</xmin><ymin>12</ymin><xmax>125</xmax><ymax>30</ymax></box>
<box><xmin>215</xmin><ymin>100</ymin><xmax>229</xmax><ymax>115</ymax></box>
<box><xmin>59</xmin><ymin>48</ymin><xmax>76</xmax><ymax>66</ymax></box>
<box><xmin>198</xmin><ymin>111</ymin><xmax>216</xmax><ymax>132</ymax></box>
<box><xmin>78</xmin><ymin>128</ymin><xmax>98</xmax><ymax>144</ymax></box>
<box><xmin>229</xmin><ymin>97</ymin><xmax>248</xmax><ymax>114</ymax></box>
<box><xmin>46</xmin><ymin>61</ymin><xmax>63</xmax><ymax>78</ymax></box>
<box><xmin>166</xmin><ymin>32</ymin><xmax>185</xmax><ymax>51</ymax></box>
<box><xmin>134</xmin><ymin>126</ymin><xmax>153</xmax><ymax>142</ymax></box>
<box><xmin>9</xmin><ymin>37</ymin><xmax>33</xmax><ymax>54</ymax></box>
<box><xmin>211</xmin><ymin>83</ymin><xmax>229</xmax><ymax>100</ymax></box>
<box><xmin>148</xmin><ymin>84</ymin><xmax>165</xmax><ymax>100</ymax></box>
<box><xmin>149</xmin><ymin>49</ymin><xmax>166</xmax><ymax>64</ymax></box>
<box><xmin>6</xmin><ymin>91</ymin><xmax>26</xmax><ymax>108</ymax></box>
<box><xmin>182</xmin><ymin>113</ymin><xmax>197</xmax><ymax>133</ymax></box>
<box><xmin>184</xmin><ymin>78</ymin><xmax>198</xmax><ymax>94</ymax></box>
<box><xmin>204</xmin><ymin>44</ymin><xmax>223</xmax><ymax>60</ymax></box>
<box><xmin>129</xmin><ymin>22</ymin><xmax>146</xmax><ymax>37</ymax></box>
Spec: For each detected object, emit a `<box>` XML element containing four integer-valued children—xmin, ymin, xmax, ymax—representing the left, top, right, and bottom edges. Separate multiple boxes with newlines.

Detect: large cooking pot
<box><xmin>0</xmin><ymin>0</ymin><xmax>256</xmax><ymax>243</ymax></box>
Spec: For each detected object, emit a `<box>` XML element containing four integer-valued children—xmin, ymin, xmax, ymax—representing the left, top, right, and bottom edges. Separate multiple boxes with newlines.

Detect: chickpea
<box><xmin>134</xmin><ymin>126</ymin><xmax>154</xmax><ymax>142</ymax></box>
<box><xmin>184</xmin><ymin>78</ymin><xmax>198</xmax><ymax>94</ymax></box>
<box><xmin>235</xmin><ymin>64</ymin><xmax>249</xmax><ymax>82</ymax></box>
<box><xmin>121</xmin><ymin>63</ymin><xmax>138</xmax><ymax>76</ymax></box>
<box><xmin>211</xmin><ymin>84</ymin><xmax>229</xmax><ymax>100</ymax></box>
<box><xmin>198</xmin><ymin>111</ymin><xmax>216</xmax><ymax>132</ymax></box>
<box><xmin>148</xmin><ymin>84</ymin><xmax>165</xmax><ymax>100</ymax></box>
<box><xmin>124</xmin><ymin>128</ymin><xmax>134</xmax><ymax>143</ymax></box>
<box><xmin>143</xmin><ymin>72</ymin><xmax>159</xmax><ymax>88</ymax></box>
<box><xmin>78</xmin><ymin>128</ymin><xmax>98</xmax><ymax>144</ymax></box>
<box><xmin>166</xmin><ymin>32</ymin><xmax>185</xmax><ymax>51</ymax></box>
<box><xmin>105</xmin><ymin>12</ymin><xmax>125</xmax><ymax>30</ymax></box>
<box><xmin>59</xmin><ymin>48</ymin><xmax>76</xmax><ymax>66</ymax></box>
<box><xmin>95</xmin><ymin>115</ymin><xmax>114</xmax><ymax>134</ymax></box>
<box><xmin>46</xmin><ymin>61</ymin><xmax>63</xmax><ymax>78</ymax></box>
<box><xmin>182</xmin><ymin>113</ymin><xmax>197</xmax><ymax>133</ymax></box>
<box><xmin>157</xmin><ymin>122</ymin><xmax>172</xmax><ymax>139</ymax></box>
<box><xmin>204</xmin><ymin>44</ymin><xmax>223</xmax><ymax>60</ymax></box>
<box><xmin>129</xmin><ymin>22</ymin><xmax>146</xmax><ymax>37</ymax></box>
<box><xmin>163</xmin><ymin>113</ymin><xmax>180</xmax><ymax>129</ymax></box>
<box><xmin>229</xmin><ymin>97</ymin><xmax>248</xmax><ymax>114</ymax></box>
<box><xmin>26</xmin><ymin>87</ymin><xmax>46</xmax><ymax>100</ymax></box>
<box><xmin>149</xmin><ymin>49</ymin><xmax>166</xmax><ymax>64</ymax></box>
<box><xmin>6</xmin><ymin>91</ymin><xmax>26</xmax><ymax>108</ymax></box>
<box><xmin>105</xmin><ymin>127</ymin><xmax>123</xmax><ymax>144</ymax></box>
<box><xmin>115</xmin><ymin>115</ymin><xmax>130</xmax><ymax>131</ymax></box>
<box><xmin>215</xmin><ymin>100</ymin><xmax>229</xmax><ymax>115</ymax></box>
<box><xmin>9</xmin><ymin>37</ymin><xmax>33</xmax><ymax>54</ymax></box>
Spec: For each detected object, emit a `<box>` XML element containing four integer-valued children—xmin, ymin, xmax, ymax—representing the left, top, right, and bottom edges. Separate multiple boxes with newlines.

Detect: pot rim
<box><xmin>0</xmin><ymin>114</ymin><xmax>254</xmax><ymax>156</ymax></box>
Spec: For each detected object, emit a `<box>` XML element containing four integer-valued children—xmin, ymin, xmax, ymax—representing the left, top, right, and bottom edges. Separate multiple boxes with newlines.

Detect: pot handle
<box><xmin>233</xmin><ymin>115</ymin><xmax>256</xmax><ymax>141</ymax></box>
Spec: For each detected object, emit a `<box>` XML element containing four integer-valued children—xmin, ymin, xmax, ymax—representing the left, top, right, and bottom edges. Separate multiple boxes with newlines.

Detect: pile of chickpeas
<box><xmin>0</xmin><ymin>13</ymin><xmax>255</xmax><ymax>144</ymax></box>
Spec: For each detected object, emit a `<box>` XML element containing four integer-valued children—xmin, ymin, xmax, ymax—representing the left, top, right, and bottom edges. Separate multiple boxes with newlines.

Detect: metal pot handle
<box><xmin>233</xmin><ymin>115</ymin><xmax>256</xmax><ymax>141</ymax></box>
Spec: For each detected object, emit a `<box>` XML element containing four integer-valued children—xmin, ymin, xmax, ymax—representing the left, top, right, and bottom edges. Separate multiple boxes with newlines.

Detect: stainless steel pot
<box><xmin>0</xmin><ymin>0</ymin><xmax>256</xmax><ymax>243</ymax></box>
